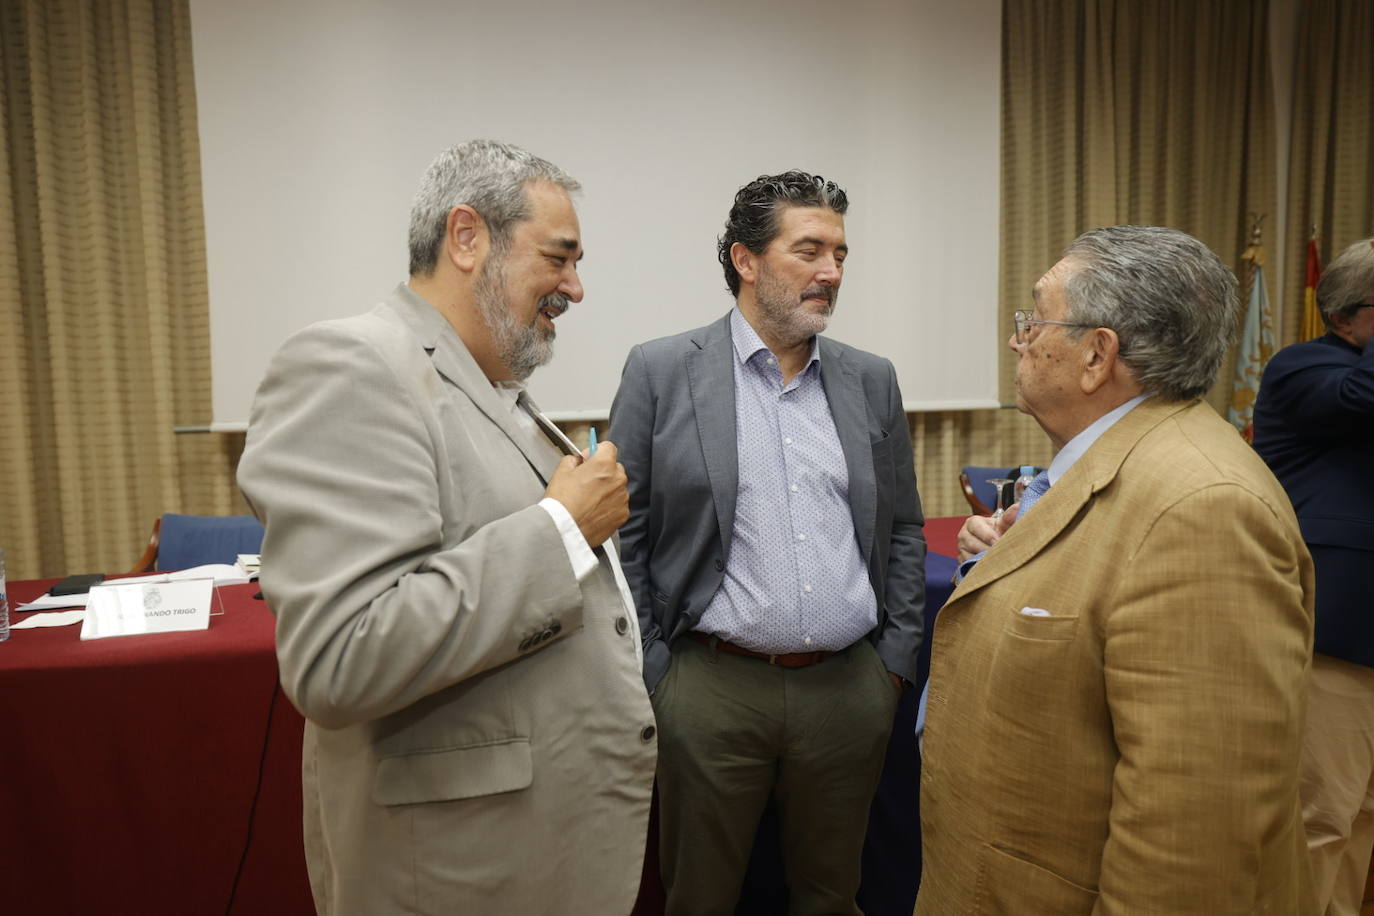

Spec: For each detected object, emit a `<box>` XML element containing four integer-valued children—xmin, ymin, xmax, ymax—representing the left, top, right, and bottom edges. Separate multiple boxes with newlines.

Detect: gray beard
<box><xmin>475</xmin><ymin>256</ymin><xmax>556</xmax><ymax>381</ymax></box>
<box><xmin>753</xmin><ymin>270</ymin><xmax>834</xmax><ymax>349</ymax></box>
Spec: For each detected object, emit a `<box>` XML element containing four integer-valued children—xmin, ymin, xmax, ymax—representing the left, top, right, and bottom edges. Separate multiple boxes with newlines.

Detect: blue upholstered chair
<box><xmin>129</xmin><ymin>513</ymin><xmax>264</xmax><ymax>573</ymax></box>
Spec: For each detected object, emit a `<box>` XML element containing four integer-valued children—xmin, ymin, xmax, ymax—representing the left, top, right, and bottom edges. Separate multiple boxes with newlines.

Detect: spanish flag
<box><xmin>1300</xmin><ymin>238</ymin><xmax>1324</xmax><ymax>341</ymax></box>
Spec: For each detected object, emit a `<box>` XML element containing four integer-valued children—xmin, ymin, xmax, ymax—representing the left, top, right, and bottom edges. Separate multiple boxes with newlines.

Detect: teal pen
<box><xmin>587</xmin><ymin>426</ymin><xmax>598</xmax><ymax>455</ymax></box>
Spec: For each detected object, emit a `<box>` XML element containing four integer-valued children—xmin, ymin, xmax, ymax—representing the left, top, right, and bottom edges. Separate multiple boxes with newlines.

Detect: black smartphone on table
<box><xmin>49</xmin><ymin>573</ymin><xmax>106</xmax><ymax>596</ymax></box>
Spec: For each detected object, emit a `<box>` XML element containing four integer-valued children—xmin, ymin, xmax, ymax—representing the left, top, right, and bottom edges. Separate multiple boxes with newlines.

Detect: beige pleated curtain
<box><xmin>1</xmin><ymin>0</ymin><xmax>243</xmax><ymax>580</ymax></box>
<box><xmin>1282</xmin><ymin>0</ymin><xmax>1374</xmax><ymax>344</ymax></box>
<box><xmin>1001</xmin><ymin>0</ymin><xmax>1277</xmax><ymax>406</ymax></box>
<box><xmin>908</xmin><ymin>0</ymin><xmax>1279</xmax><ymax>517</ymax></box>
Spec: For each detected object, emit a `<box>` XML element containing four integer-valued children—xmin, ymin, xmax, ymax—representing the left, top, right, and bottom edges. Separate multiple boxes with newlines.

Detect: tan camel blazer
<box><xmin>918</xmin><ymin>398</ymin><xmax>1316</xmax><ymax>915</ymax></box>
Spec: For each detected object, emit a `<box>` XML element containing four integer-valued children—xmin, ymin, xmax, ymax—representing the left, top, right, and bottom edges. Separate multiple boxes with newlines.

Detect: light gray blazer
<box><xmin>609</xmin><ymin>311</ymin><xmax>927</xmax><ymax>691</ymax></box>
<box><xmin>238</xmin><ymin>284</ymin><xmax>655</xmax><ymax>916</ymax></box>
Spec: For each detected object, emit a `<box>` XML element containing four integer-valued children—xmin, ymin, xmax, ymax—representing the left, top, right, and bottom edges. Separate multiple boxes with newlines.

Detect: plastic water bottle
<box><xmin>1013</xmin><ymin>465</ymin><xmax>1038</xmax><ymax>503</ymax></box>
<box><xmin>0</xmin><ymin>547</ymin><xmax>9</xmax><ymax>642</ymax></box>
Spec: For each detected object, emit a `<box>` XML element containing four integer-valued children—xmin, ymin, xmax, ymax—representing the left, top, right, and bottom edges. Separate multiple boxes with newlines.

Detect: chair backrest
<box><xmin>959</xmin><ymin>465</ymin><xmax>1045</xmax><ymax>516</ymax></box>
<box><xmin>959</xmin><ymin>466</ymin><xmax>1011</xmax><ymax>516</ymax></box>
<box><xmin>156</xmin><ymin>513</ymin><xmax>264</xmax><ymax>572</ymax></box>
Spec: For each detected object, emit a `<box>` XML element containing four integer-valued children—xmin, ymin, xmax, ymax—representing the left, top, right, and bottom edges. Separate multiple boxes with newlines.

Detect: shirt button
<box><xmin>796</xmin><ymin>534</ymin><xmax>806</xmax><ymax>541</ymax></box>
<box><xmin>783</xmin><ymin>437</ymin><xmax>793</xmax><ymax>445</ymax></box>
<box><xmin>790</xmin><ymin>484</ymin><xmax>799</xmax><ymax>493</ymax></box>
<box><xmin>804</xmin><ymin>637</ymin><xmax>813</xmax><ymax>646</ymax></box>
<box><xmin>767</xmin><ymin>357</ymin><xmax>776</xmax><ymax>365</ymax></box>
<box><xmin>640</xmin><ymin>725</ymin><xmax>656</xmax><ymax>742</ymax></box>
<box><xmin>615</xmin><ymin>616</ymin><xmax>629</xmax><ymax>635</ymax></box>
<box><xmin>803</xmin><ymin>584</ymin><xmax>813</xmax><ymax>593</ymax></box>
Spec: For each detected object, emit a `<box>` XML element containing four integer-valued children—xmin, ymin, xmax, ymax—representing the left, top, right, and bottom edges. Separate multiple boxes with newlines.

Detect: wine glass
<box><xmin>985</xmin><ymin>476</ymin><xmax>1015</xmax><ymax>518</ymax></box>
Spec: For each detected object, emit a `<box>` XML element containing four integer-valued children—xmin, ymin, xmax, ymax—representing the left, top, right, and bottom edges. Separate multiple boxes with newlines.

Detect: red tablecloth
<box><xmin>0</xmin><ymin>579</ymin><xmax>313</xmax><ymax>915</ymax></box>
<box><xmin>924</xmin><ymin>515</ymin><xmax>963</xmax><ymax>559</ymax></box>
<box><xmin>0</xmin><ymin>518</ymin><xmax>968</xmax><ymax>916</ymax></box>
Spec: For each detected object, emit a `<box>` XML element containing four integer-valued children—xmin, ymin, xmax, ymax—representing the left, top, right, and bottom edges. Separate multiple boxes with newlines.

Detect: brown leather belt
<box><xmin>686</xmin><ymin>631</ymin><xmax>834</xmax><ymax>668</ymax></box>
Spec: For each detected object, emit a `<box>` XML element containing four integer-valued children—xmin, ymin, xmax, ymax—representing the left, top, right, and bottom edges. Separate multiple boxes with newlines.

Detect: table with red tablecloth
<box><xmin>0</xmin><ymin>517</ymin><xmax>967</xmax><ymax>916</ymax></box>
<box><xmin>0</xmin><ymin>579</ymin><xmax>314</xmax><ymax>916</ymax></box>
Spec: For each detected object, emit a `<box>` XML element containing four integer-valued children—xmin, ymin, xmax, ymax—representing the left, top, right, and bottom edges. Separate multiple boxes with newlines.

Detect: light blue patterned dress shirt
<box><xmin>694</xmin><ymin>309</ymin><xmax>878</xmax><ymax>653</ymax></box>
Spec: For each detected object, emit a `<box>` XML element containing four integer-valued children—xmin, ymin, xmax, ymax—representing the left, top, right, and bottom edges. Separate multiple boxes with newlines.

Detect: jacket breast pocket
<box><xmin>869</xmin><ymin>428</ymin><xmax>893</xmax><ymax>460</ymax></box>
<box><xmin>372</xmin><ymin>738</ymin><xmax>532</xmax><ymax>806</ymax></box>
<box><xmin>869</xmin><ymin>429</ymin><xmax>895</xmax><ymax>489</ymax></box>
<box><xmin>984</xmin><ymin>608</ymin><xmax>1087</xmax><ymax>740</ymax></box>
<box><xmin>1002</xmin><ymin>609</ymin><xmax>1079</xmax><ymax>641</ymax></box>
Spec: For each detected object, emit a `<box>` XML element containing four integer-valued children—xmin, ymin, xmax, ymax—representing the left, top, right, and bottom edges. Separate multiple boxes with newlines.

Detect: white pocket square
<box><xmin>1018</xmin><ymin>606</ymin><xmax>1052</xmax><ymax>617</ymax></box>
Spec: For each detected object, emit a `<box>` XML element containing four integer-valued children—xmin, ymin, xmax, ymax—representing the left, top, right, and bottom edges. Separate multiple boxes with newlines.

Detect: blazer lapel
<box><xmin>384</xmin><ymin>284</ymin><xmax>562</xmax><ymax>482</ymax></box>
<box><xmin>686</xmin><ymin>314</ymin><xmax>739</xmax><ymax>551</ymax></box>
<box><xmin>819</xmin><ymin>339</ymin><xmax>876</xmax><ymax>564</ymax></box>
<box><xmin>947</xmin><ymin>397</ymin><xmax>1190</xmax><ymax>605</ymax></box>
<box><xmin>521</xmin><ymin>392</ymin><xmax>581</xmax><ymax>458</ymax></box>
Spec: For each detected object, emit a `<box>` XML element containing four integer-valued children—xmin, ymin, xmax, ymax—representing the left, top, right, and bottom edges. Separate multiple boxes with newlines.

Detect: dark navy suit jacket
<box><xmin>1253</xmin><ymin>332</ymin><xmax>1374</xmax><ymax>667</ymax></box>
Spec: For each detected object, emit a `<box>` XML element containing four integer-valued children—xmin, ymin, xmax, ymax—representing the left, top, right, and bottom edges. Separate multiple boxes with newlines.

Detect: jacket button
<box><xmin>640</xmin><ymin>725</ymin><xmax>656</xmax><ymax>742</ymax></box>
<box><xmin>714</xmin><ymin>558</ymin><xmax>724</xmax><ymax>571</ymax></box>
<box><xmin>615</xmin><ymin>616</ymin><xmax>629</xmax><ymax>635</ymax></box>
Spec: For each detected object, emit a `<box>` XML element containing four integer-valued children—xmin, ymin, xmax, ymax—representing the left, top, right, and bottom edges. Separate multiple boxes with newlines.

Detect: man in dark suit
<box><xmin>609</xmin><ymin>171</ymin><xmax>926</xmax><ymax>916</ymax></box>
<box><xmin>1254</xmin><ymin>236</ymin><xmax>1374</xmax><ymax>916</ymax></box>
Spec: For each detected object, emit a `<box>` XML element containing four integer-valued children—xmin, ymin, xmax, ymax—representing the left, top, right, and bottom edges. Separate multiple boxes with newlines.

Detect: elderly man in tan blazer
<box><xmin>917</xmin><ymin>226</ymin><xmax>1317</xmax><ymax>914</ymax></box>
<box><xmin>238</xmin><ymin>141</ymin><xmax>656</xmax><ymax>916</ymax></box>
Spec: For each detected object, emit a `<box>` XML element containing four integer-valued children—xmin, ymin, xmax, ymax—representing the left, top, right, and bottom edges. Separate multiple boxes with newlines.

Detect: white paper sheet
<box><xmin>15</xmin><ymin>563</ymin><xmax>255</xmax><ymax>611</ymax></box>
<box><xmin>10</xmin><ymin>610</ymin><xmax>88</xmax><ymax>628</ymax></box>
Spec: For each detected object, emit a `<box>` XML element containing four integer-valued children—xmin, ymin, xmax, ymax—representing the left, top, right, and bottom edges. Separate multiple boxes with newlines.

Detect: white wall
<box><xmin>191</xmin><ymin>0</ymin><xmax>1002</xmax><ymax>427</ymax></box>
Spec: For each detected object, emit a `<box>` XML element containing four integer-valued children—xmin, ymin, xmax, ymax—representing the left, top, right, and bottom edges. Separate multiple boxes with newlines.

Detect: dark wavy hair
<box><xmin>717</xmin><ymin>171</ymin><xmax>848</xmax><ymax>297</ymax></box>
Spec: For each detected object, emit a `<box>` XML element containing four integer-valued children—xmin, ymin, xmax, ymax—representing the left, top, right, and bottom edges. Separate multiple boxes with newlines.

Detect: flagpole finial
<box><xmin>1311</xmin><ymin>224</ymin><xmax>1320</xmax><ymax>241</ymax></box>
<box><xmin>1248</xmin><ymin>212</ymin><xmax>1266</xmax><ymax>245</ymax></box>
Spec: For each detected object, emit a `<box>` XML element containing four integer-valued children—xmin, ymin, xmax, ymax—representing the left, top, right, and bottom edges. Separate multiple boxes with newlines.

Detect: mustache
<box><xmin>801</xmin><ymin>286</ymin><xmax>836</xmax><ymax>306</ymax></box>
<box><xmin>539</xmin><ymin>293</ymin><xmax>571</xmax><ymax>317</ymax></box>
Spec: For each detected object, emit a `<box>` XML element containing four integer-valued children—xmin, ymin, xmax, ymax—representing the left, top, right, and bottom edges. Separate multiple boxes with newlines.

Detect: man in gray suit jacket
<box><xmin>237</xmin><ymin>140</ymin><xmax>656</xmax><ymax>916</ymax></box>
<box><xmin>609</xmin><ymin>171</ymin><xmax>926</xmax><ymax>915</ymax></box>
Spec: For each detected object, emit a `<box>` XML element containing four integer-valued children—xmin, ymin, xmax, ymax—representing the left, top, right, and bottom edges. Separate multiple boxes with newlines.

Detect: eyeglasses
<box><xmin>1012</xmin><ymin>309</ymin><xmax>1096</xmax><ymax>344</ymax></box>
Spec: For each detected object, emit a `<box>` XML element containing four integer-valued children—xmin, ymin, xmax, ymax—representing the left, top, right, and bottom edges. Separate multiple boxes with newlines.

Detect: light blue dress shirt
<box><xmin>694</xmin><ymin>309</ymin><xmax>878</xmax><ymax>654</ymax></box>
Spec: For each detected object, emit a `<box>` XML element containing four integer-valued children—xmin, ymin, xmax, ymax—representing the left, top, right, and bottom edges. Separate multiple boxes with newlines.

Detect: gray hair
<box><xmin>1060</xmin><ymin>226</ymin><xmax>1239</xmax><ymax>402</ymax></box>
<box><xmin>407</xmin><ymin>139</ymin><xmax>580</xmax><ymax>276</ymax></box>
<box><xmin>1317</xmin><ymin>238</ymin><xmax>1374</xmax><ymax>326</ymax></box>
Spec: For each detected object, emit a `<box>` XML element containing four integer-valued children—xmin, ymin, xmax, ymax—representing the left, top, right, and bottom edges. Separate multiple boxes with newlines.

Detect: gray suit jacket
<box><xmin>238</xmin><ymin>284</ymin><xmax>655</xmax><ymax>916</ymax></box>
<box><xmin>609</xmin><ymin>312</ymin><xmax>926</xmax><ymax>690</ymax></box>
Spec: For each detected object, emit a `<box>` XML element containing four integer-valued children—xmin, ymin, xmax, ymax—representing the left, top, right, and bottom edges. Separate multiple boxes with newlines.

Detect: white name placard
<box><xmin>80</xmin><ymin>578</ymin><xmax>213</xmax><ymax>640</ymax></box>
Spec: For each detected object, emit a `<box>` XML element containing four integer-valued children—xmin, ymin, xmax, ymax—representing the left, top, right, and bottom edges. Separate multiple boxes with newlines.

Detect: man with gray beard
<box><xmin>237</xmin><ymin>140</ymin><xmax>656</xmax><ymax>916</ymax></box>
<box><xmin>609</xmin><ymin>171</ymin><xmax>927</xmax><ymax>915</ymax></box>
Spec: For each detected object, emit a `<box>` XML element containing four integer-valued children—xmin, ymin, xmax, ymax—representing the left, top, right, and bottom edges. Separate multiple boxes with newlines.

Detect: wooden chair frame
<box><xmin>129</xmin><ymin>517</ymin><xmax>162</xmax><ymax>574</ymax></box>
